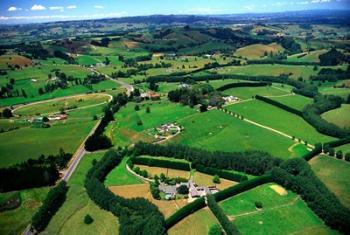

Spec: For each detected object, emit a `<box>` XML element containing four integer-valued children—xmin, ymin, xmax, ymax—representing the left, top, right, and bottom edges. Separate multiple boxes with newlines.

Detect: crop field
<box><xmin>223</xmin><ymin>86</ymin><xmax>291</xmax><ymax>100</ymax></box>
<box><xmin>0</xmin><ymin>187</ymin><xmax>50</xmax><ymax>235</ymax></box>
<box><xmin>219</xmin><ymin>183</ymin><xmax>336</xmax><ymax>235</ymax></box>
<box><xmin>0</xmin><ymin>105</ymin><xmax>103</xmax><ymax>167</ymax></box>
<box><xmin>104</xmin><ymin>157</ymin><xmax>144</xmax><ymax>186</ymax></box>
<box><xmin>45</xmin><ymin>151</ymin><xmax>119</xmax><ymax>235</ymax></box>
<box><xmin>172</xmin><ymin>109</ymin><xmax>299</xmax><ymax>159</ymax></box>
<box><xmin>234</xmin><ymin>43</ymin><xmax>284</xmax><ymax>59</ymax></box>
<box><xmin>109</xmin><ymin>183</ymin><xmax>188</xmax><ymax>218</ymax></box>
<box><xmin>105</xmin><ymin>101</ymin><xmax>196</xmax><ymax>147</ymax></box>
<box><xmin>310</xmin><ymin>156</ymin><xmax>350</xmax><ymax>208</ymax></box>
<box><xmin>321</xmin><ymin>104</ymin><xmax>350</xmax><ymax>128</ymax></box>
<box><xmin>168</xmin><ymin>208</ymin><xmax>218</xmax><ymax>235</ymax></box>
<box><xmin>14</xmin><ymin>93</ymin><xmax>110</xmax><ymax>116</ymax></box>
<box><xmin>269</xmin><ymin>94</ymin><xmax>313</xmax><ymax>111</ymax></box>
<box><xmin>226</xmin><ymin>100</ymin><xmax>335</xmax><ymax>144</ymax></box>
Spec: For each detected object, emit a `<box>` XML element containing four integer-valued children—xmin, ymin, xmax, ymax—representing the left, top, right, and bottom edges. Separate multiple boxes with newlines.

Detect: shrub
<box><xmin>135</xmin><ymin>105</ymin><xmax>140</xmax><ymax>111</ymax></box>
<box><xmin>208</xmin><ymin>224</ymin><xmax>224</xmax><ymax>235</ymax></box>
<box><xmin>137</xmin><ymin>120</ymin><xmax>143</xmax><ymax>126</ymax></box>
<box><xmin>345</xmin><ymin>153</ymin><xmax>350</xmax><ymax>162</ymax></box>
<box><xmin>84</xmin><ymin>214</ymin><xmax>94</xmax><ymax>224</ymax></box>
<box><xmin>177</xmin><ymin>185</ymin><xmax>189</xmax><ymax>195</ymax></box>
<box><xmin>255</xmin><ymin>201</ymin><xmax>263</xmax><ymax>209</ymax></box>
<box><xmin>336</xmin><ymin>150</ymin><xmax>343</xmax><ymax>159</ymax></box>
<box><xmin>213</xmin><ymin>175</ymin><xmax>221</xmax><ymax>184</ymax></box>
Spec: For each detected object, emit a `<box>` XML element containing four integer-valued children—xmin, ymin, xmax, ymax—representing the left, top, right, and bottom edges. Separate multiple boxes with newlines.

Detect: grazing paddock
<box><xmin>234</xmin><ymin>43</ymin><xmax>284</xmax><ymax>59</ymax></box>
<box><xmin>192</xmin><ymin>171</ymin><xmax>237</xmax><ymax>190</ymax></box>
<box><xmin>45</xmin><ymin>152</ymin><xmax>119</xmax><ymax>235</ymax></box>
<box><xmin>287</xmin><ymin>49</ymin><xmax>327</xmax><ymax>63</ymax></box>
<box><xmin>219</xmin><ymin>183</ymin><xmax>335</xmax><ymax>235</ymax></box>
<box><xmin>269</xmin><ymin>94</ymin><xmax>313</xmax><ymax>111</ymax></box>
<box><xmin>168</xmin><ymin>208</ymin><xmax>218</xmax><ymax>235</ymax></box>
<box><xmin>223</xmin><ymin>86</ymin><xmax>290</xmax><ymax>100</ymax></box>
<box><xmin>310</xmin><ymin>156</ymin><xmax>350</xmax><ymax>208</ymax></box>
<box><xmin>109</xmin><ymin>184</ymin><xmax>188</xmax><ymax>218</ymax></box>
<box><xmin>321</xmin><ymin>104</ymin><xmax>350</xmax><ymax>128</ymax></box>
<box><xmin>0</xmin><ymin>55</ymin><xmax>32</xmax><ymax>68</ymax></box>
<box><xmin>135</xmin><ymin>165</ymin><xmax>191</xmax><ymax>179</ymax></box>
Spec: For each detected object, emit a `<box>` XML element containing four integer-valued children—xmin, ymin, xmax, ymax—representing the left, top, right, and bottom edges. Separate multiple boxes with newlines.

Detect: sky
<box><xmin>0</xmin><ymin>0</ymin><xmax>349</xmax><ymax>24</ymax></box>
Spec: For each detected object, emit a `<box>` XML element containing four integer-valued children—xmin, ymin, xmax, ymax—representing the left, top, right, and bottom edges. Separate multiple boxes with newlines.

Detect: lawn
<box><xmin>219</xmin><ymin>183</ymin><xmax>336</xmax><ymax>235</ymax></box>
<box><xmin>226</xmin><ymin>100</ymin><xmax>335</xmax><ymax>144</ymax></box>
<box><xmin>104</xmin><ymin>157</ymin><xmax>143</xmax><ymax>186</ymax></box>
<box><xmin>269</xmin><ymin>94</ymin><xmax>313</xmax><ymax>111</ymax></box>
<box><xmin>172</xmin><ymin>109</ymin><xmax>300</xmax><ymax>159</ymax></box>
<box><xmin>105</xmin><ymin>101</ymin><xmax>196</xmax><ymax>147</ymax></box>
<box><xmin>310</xmin><ymin>156</ymin><xmax>350</xmax><ymax>208</ymax></box>
<box><xmin>0</xmin><ymin>105</ymin><xmax>103</xmax><ymax>167</ymax></box>
<box><xmin>45</xmin><ymin>152</ymin><xmax>119</xmax><ymax>235</ymax></box>
<box><xmin>223</xmin><ymin>86</ymin><xmax>290</xmax><ymax>100</ymax></box>
<box><xmin>321</xmin><ymin>104</ymin><xmax>350</xmax><ymax>128</ymax></box>
<box><xmin>0</xmin><ymin>187</ymin><xmax>50</xmax><ymax>235</ymax></box>
<box><xmin>168</xmin><ymin>208</ymin><xmax>218</xmax><ymax>235</ymax></box>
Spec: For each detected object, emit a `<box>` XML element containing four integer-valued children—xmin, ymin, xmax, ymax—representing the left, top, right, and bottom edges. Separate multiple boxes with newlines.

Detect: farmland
<box><xmin>321</xmin><ymin>104</ymin><xmax>350</xmax><ymax>128</ymax></box>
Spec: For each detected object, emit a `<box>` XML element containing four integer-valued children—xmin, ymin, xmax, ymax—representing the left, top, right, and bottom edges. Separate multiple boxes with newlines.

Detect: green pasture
<box><xmin>0</xmin><ymin>105</ymin><xmax>103</xmax><ymax>167</ymax></box>
<box><xmin>223</xmin><ymin>86</ymin><xmax>290</xmax><ymax>100</ymax></box>
<box><xmin>287</xmin><ymin>49</ymin><xmax>327</xmax><ymax>63</ymax></box>
<box><xmin>269</xmin><ymin>94</ymin><xmax>313</xmax><ymax>111</ymax></box>
<box><xmin>310</xmin><ymin>156</ymin><xmax>350</xmax><ymax>208</ymax></box>
<box><xmin>172</xmin><ymin>109</ymin><xmax>299</xmax><ymax>159</ymax></box>
<box><xmin>321</xmin><ymin>104</ymin><xmax>350</xmax><ymax>128</ymax></box>
<box><xmin>0</xmin><ymin>187</ymin><xmax>50</xmax><ymax>235</ymax></box>
<box><xmin>226</xmin><ymin>100</ymin><xmax>335</xmax><ymax>144</ymax></box>
<box><xmin>104</xmin><ymin>157</ymin><xmax>143</xmax><ymax>186</ymax></box>
<box><xmin>234</xmin><ymin>43</ymin><xmax>284</xmax><ymax>60</ymax></box>
<box><xmin>219</xmin><ymin>183</ymin><xmax>337</xmax><ymax>235</ymax></box>
<box><xmin>45</xmin><ymin>151</ymin><xmax>119</xmax><ymax>235</ymax></box>
<box><xmin>336</xmin><ymin>144</ymin><xmax>350</xmax><ymax>153</ymax></box>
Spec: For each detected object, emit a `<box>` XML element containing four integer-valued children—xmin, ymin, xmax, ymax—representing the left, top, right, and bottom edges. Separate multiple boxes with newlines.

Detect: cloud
<box><xmin>8</xmin><ymin>6</ymin><xmax>22</xmax><ymax>11</ymax></box>
<box><xmin>66</xmin><ymin>5</ymin><xmax>77</xmax><ymax>9</ymax></box>
<box><xmin>94</xmin><ymin>5</ymin><xmax>104</xmax><ymax>9</ymax></box>
<box><xmin>243</xmin><ymin>4</ymin><xmax>256</xmax><ymax>11</ymax></box>
<box><xmin>49</xmin><ymin>6</ymin><xmax>64</xmax><ymax>11</ymax></box>
<box><xmin>311</xmin><ymin>0</ymin><xmax>331</xmax><ymax>3</ymax></box>
<box><xmin>31</xmin><ymin>4</ymin><xmax>46</xmax><ymax>11</ymax></box>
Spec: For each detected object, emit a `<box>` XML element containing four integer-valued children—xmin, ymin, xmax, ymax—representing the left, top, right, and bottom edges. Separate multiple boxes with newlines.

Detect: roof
<box><xmin>159</xmin><ymin>183</ymin><xmax>177</xmax><ymax>195</ymax></box>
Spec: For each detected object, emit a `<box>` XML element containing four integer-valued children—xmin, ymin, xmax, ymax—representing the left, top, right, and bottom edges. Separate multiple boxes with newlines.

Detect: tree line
<box><xmin>84</xmin><ymin>149</ymin><xmax>167</xmax><ymax>235</ymax></box>
<box><xmin>216</xmin><ymin>82</ymin><xmax>270</xmax><ymax>92</ymax></box>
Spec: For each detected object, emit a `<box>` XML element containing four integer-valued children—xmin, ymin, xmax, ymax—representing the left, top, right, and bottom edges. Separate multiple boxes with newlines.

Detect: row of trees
<box><xmin>255</xmin><ymin>95</ymin><xmax>302</xmax><ymax>116</ymax></box>
<box><xmin>0</xmin><ymin>149</ymin><xmax>72</xmax><ymax>192</ymax></box>
<box><xmin>271</xmin><ymin>159</ymin><xmax>350</xmax><ymax>234</ymax></box>
<box><xmin>216</xmin><ymin>82</ymin><xmax>270</xmax><ymax>92</ymax></box>
<box><xmin>31</xmin><ymin>181</ymin><xmax>68</xmax><ymax>232</ymax></box>
<box><xmin>133</xmin><ymin>142</ymin><xmax>282</xmax><ymax>176</ymax></box>
<box><xmin>196</xmin><ymin>164</ymin><xmax>248</xmax><ymax>182</ymax></box>
<box><xmin>84</xmin><ymin>149</ymin><xmax>167</xmax><ymax>235</ymax></box>
<box><xmin>311</xmin><ymin>66</ymin><xmax>350</xmax><ymax>82</ymax></box>
<box><xmin>130</xmin><ymin>156</ymin><xmax>190</xmax><ymax>171</ymax></box>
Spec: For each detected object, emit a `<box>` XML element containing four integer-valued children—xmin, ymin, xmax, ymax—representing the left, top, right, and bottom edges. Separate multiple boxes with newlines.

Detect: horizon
<box><xmin>1</xmin><ymin>0</ymin><xmax>350</xmax><ymax>25</ymax></box>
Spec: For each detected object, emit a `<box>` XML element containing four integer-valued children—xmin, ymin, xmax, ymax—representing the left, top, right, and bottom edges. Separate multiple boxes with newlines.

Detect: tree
<box><xmin>208</xmin><ymin>224</ymin><xmax>224</xmax><ymax>235</ymax></box>
<box><xmin>345</xmin><ymin>153</ymin><xmax>350</xmax><ymax>162</ymax></box>
<box><xmin>255</xmin><ymin>201</ymin><xmax>263</xmax><ymax>209</ymax></box>
<box><xmin>336</xmin><ymin>150</ymin><xmax>343</xmax><ymax>159</ymax></box>
<box><xmin>92</xmin><ymin>114</ymin><xmax>98</xmax><ymax>120</ymax></box>
<box><xmin>329</xmin><ymin>148</ymin><xmax>335</xmax><ymax>157</ymax></box>
<box><xmin>149</xmin><ymin>81</ymin><xmax>159</xmax><ymax>91</ymax></box>
<box><xmin>21</xmin><ymin>89</ymin><xmax>27</xmax><ymax>98</ymax></box>
<box><xmin>38</xmin><ymin>87</ymin><xmax>44</xmax><ymax>95</ymax></box>
<box><xmin>213</xmin><ymin>175</ymin><xmax>221</xmax><ymax>184</ymax></box>
<box><xmin>84</xmin><ymin>214</ymin><xmax>94</xmax><ymax>224</ymax></box>
<box><xmin>146</xmin><ymin>106</ymin><xmax>151</xmax><ymax>113</ymax></box>
<box><xmin>137</xmin><ymin>120</ymin><xmax>143</xmax><ymax>126</ymax></box>
<box><xmin>42</xmin><ymin>116</ymin><xmax>49</xmax><ymax>122</ymax></box>
<box><xmin>200</xmin><ymin>104</ymin><xmax>208</xmax><ymax>112</ymax></box>
<box><xmin>135</xmin><ymin>105</ymin><xmax>140</xmax><ymax>111</ymax></box>
<box><xmin>2</xmin><ymin>108</ymin><xmax>13</xmax><ymax>118</ymax></box>
<box><xmin>177</xmin><ymin>185</ymin><xmax>189</xmax><ymax>195</ymax></box>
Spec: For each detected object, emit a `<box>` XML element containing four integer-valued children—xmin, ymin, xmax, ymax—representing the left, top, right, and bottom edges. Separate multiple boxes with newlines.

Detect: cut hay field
<box><xmin>109</xmin><ymin>183</ymin><xmax>188</xmax><ymax>218</ymax></box>
<box><xmin>171</xmin><ymin>109</ymin><xmax>300</xmax><ymax>159</ymax></box>
<box><xmin>310</xmin><ymin>156</ymin><xmax>350</xmax><ymax>208</ymax></box>
<box><xmin>0</xmin><ymin>187</ymin><xmax>50</xmax><ymax>235</ymax></box>
<box><xmin>0</xmin><ymin>105</ymin><xmax>103</xmax><ymax>167</ymax></box>
<box><xmin>321</xmin><ymin>104</ymin><xmax>350</xmax><ymax>128</ymax></box>
<box><xmin>226</xmin><ymin>100</ymin><xmax>335</xmax><ymax>144</ymax></box>
<box><xmin>192</xmin><ymin>171</ymin><xmax>237</xmax><ymax>190</ymax></box>
<box><xmin>104</xmin><ymin>157</ymin><xmax>143</xmax><ymax>186</ymax></box>
<box><xmin>168</xmin><ymin>208</ymin><xmax>218</xmax><ymax>235</ymax></box>
<box><xmin>45</xmin><ymin>151</ymin><xmax>119</xmax><ymax>235</ymax></box>
<box><xmin>223</xmin><ymin>86</ymin><xmax>290</xmax><ymax>100</ymax></box>
<box><xmin>14</xmin><ymin>93</ymin><xmax>110</xmax><ymax>116</ymax></box>
<box><xmin>136</xmin><ymin>165</ymin><xmax>191</xmax><ymax>180</ymax></box>
<box><xmin>269</xmin><ymin>94</ymin><xmax>313</xmax><ymax>111</ymax></box>
<box><xmin>219</xmin><ymin>183</ymin><xmax>336</xmax><ymax>235</ymax></box>
<box><xmin>215</xmin><ymin>64</ymin><xmax>319</xmax><ymax>80</ymax></box>
<box><xmin>234</xmin><ymin>43</ymin><xmax>284</xmax><ymax>59</ymax></box>
<box><xmin>105</xmin><ymin>101</ymin><xmax>196</xmax><ymax>147</ymax></box>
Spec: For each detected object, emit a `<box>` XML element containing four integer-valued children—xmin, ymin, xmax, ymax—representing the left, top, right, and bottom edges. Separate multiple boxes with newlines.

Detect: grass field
<box><xmin>310</xmin><ymin>156</ymin><xmax>350</xmax><ymax>208</ymax></box>
<box><xmin>0</xmin><ymin>105</ymin><xmax>103</xmax><ymax>167</ymax></box>
<box><xmin>269</xmin><ymin>94</ymin><xmax>313</xmax><ymax>111</ymax></box>
<box><xmin>0</xmin><ymin>187</ymin><xmax>50</xmax><ymax>235</ymax></box>
<box><xmin>287</xmin><ymin>49</ymin><xmax>327</xmax><ymax>63</ymax></box>
<box><xmin>172</xmin><ymin>109</ymin><xmax>302</xmax><ymax>159</ymax></box>
<box><xmin>192</xmin><ymin>171</ymin><xmax>237</xmax><ymax>190</ymax></box>
<box><xmin>226</xmin><ymin>100</ymin><xmax>334</xmax><ymax>144</ymax></box>
<box><xmin>223</xmin><ymin>86</ymin><xmax>290</xmax><ymax>100</ymax></box>
<box><xmin>105</xmin><ymin>101</ymin><xmax>196</xmax><ymax>147</ymax></box>
<box><xmin>104</xmin><ymin>157</ymin><xmax>143</xmax><ymax>186</ymax></box>
<box><xmin>319</xmin><ymin>85</ymin><xmax>350</xmax><ymax>99</ymax></box>
<box><xmin>109</xmin><ymin>183</ymin><xmax>188</xmax><ymax>218</ymax></box>
<box><xmin>45</xmin><ymin>152</ymin><xmax>119</xmax><ymax>235</ymax></box>
<box><xmin>136</xmin><ymin>165</ymin><xmax>191</xmax><ymax>179</ymax></box>
<box><xmin>336</xmin><ymin>144</ymin><xmax>350</xmax><ymax>153</ymax></box>
<box><xmin>219</xmin><ymin>183</ymin><xmax>337</xmax><ymax>235</ymax></box>
<box><xmin>168</xmin><ymin>208</ymin><xmax>218</xmax><ymax>235</ymax></box>
<box><xmin>321</xmin><ymin>104</ymin><xmax>350</xmax><ymax>128</ymax></box>
<box><xmin>234</xmin><ymin>43</ymin><xmax>284</xmax><ymax>59</ymax></box>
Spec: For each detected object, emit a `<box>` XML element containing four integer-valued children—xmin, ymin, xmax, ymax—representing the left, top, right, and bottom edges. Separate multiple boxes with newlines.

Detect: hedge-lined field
<box><xmin>223</xmin><ymin>86</ymin><xmax>289</xmax><ymax>100</ymax></box>
<box><xmin>269</xmin><ymin>94</ymin><xmax>313</xmax><ymax>111</ymax></box>
<box><xmin>310</xmin><ymin>156</ymin><xmax>350</xmax><ymax>208</ymax></box>
<box><xmin>45</xmin><ymin>151</ymin><xmax>119</xmax><ymax>235</ymax></box>
<box><xmin>219</xmin><ymin>183</ymin><xmax>335</xmax><ymax>235</ymax></box>
<box><xmin>172</xmin><ymin>109</ymin><xmax>299</xmax><ymax>159</ymax></box>
<box><xmin>234</xmin><ymin>43</ymin><xmax>284</xmax><ymax>59</ymax></box>
<box><xmin>226</xmin><ymin>100</ymin><xmax>335</xmax><ymax>144</ymax></box>
<box><xmin>321</xmin><ymin>104</ymin><xmax>350</xmax><ymax>128</ymax></box>
<box><xmin>0</xmin><ymin>105</ymin><xmax>103</xmax><ymax>167</ymax></box>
